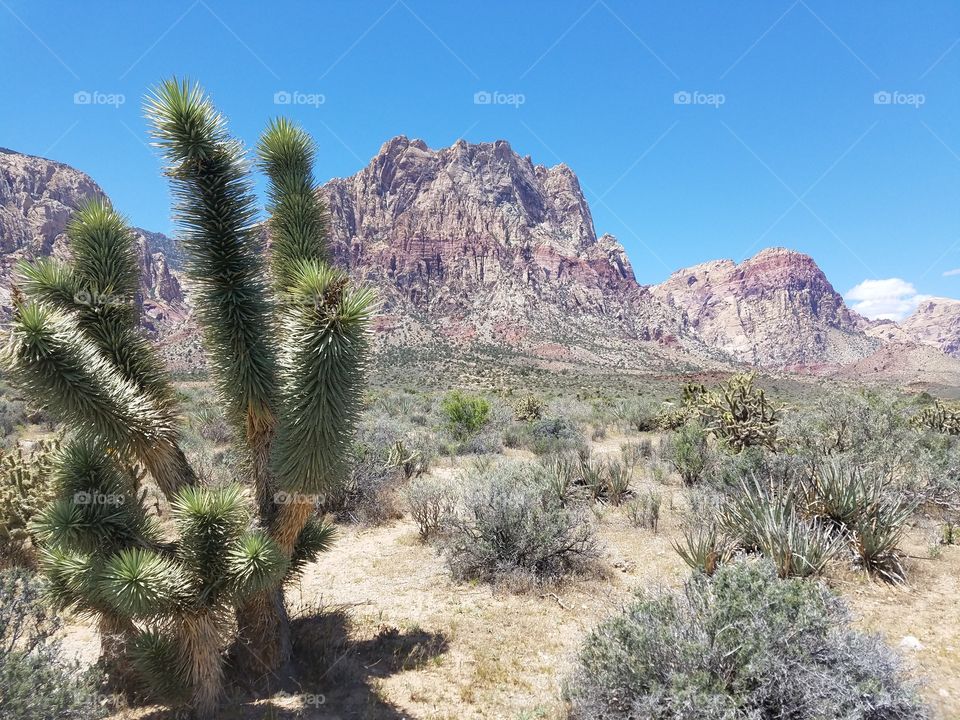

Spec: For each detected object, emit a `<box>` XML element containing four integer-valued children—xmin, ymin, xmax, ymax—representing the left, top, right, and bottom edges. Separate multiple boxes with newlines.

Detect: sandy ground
<box><xmin>64</xmin><ymin>433</ymin><xmax>959</xmax><ymax>719</ymax></box>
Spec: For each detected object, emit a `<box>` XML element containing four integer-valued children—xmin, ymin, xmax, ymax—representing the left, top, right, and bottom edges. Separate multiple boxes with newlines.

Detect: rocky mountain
<box><xmin>0</xmin><ymin>148</ymin><xmax>184</xmax><ymax>316</ymax></box>
<box><xmin>1</xmin><ymin>140</ymin><xmax>957</xmax><ymax>385</ymax></box>
<box><xmin>649</xmin><ymin>248</ymin><xmax>880</xmax><ymax>367</ymax></box>
<box><xmin>898</xmin><ymin>298</ymin><xmax>960</xmax><ymax>357</ymax></box>
<box><xmin>321</xmin><ymin>136</ymin><xmax>700</xmax><ymax>368</ymax></box>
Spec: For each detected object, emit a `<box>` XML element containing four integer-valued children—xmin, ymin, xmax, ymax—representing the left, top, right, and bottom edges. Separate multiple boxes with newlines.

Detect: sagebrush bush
<box><xmin>665</xmin><ymin>421</ymin><xmax>713</xmax><ymax>485</ymax></box>
<box><xmin>404</xmin><ymin>476</ymin><xmax>454</xmax><ymax>541</ymax></box>
<box><xmin>525</xmin><ymin>416</ymin><xmax>586</xmax><ymax>456</ymax></box>
<box><xmin>566</xmin><ymin>560</ymin><xmax>927</xmax><ymax>720</ymax></box>
<box><xmin>444</xmin><ymin>462</ymin><xmax>599</xmax><ymax>586</ymax></box>
<box><xmin>1</xmin><ymin>569</ymin><xmax>106</xmax><ymax>720</ymax></box>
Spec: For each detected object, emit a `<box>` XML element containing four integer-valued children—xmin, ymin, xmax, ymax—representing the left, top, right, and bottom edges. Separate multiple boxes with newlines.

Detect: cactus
<box><xmin>3</xmin><ymin>79</ymin><xmax>370</xmax><ymax>715</ymax></box>
<box><xmin>912</xmin><ymin>400</ymin><xmax>960</xmax><ymax>435</ymax></box>
<box><xmin>513</xmin><ymin>394</ymin><xmax>544</xmax><ymax>421</ymax></box>
<box><xmin>0</xmin><ymin>437</ymin><xmax>60</xmax><ymax>566</ymax></box>
<box><xmin>684</xmin><ymin>373</ymin><xmax>781</xmax><ymax>452</ymax></box>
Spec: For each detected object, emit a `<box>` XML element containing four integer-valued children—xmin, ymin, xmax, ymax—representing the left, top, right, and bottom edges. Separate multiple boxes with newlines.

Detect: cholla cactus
<box><xmin>912</xmin><ymin>400</ymin><xmax>960</xmax><ymax>435</ymax></box>
<box><xmin>513</xmin><ymin>393</ymin><xmax>544</xmax><ymax>422</ymax></box>
<box><xmin>3</xmin><ymin>78</ymin><xmax>371</xmax><ymax>715</ymax></box>
<box><xmin>0</xmin><ymin>437</ymin><xmax>60</xmax><ymax>566</ymax></box>
<box><xmin>686</xmin><ymin>373</ymin><xmax>781</xmax><ymax>452</ymax></box>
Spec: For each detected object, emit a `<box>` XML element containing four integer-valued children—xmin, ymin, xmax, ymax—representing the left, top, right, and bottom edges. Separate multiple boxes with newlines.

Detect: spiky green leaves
<box><xmin>4</xmin><ymin>303</ymin><xmax>190</xmax><ymax>494</ymax></box>
<box><xmin>288</xmin><ymin>516</ymin><xmax>336</xmax><ymax>581</ymax></box>
<box><xmin>227</xmin><ymin>531</ymin><xmax>289</xmax><ymax>596</ymax></box>
<box><xmin>100</xmin><ymin>548</ymin><xmax>187</xmax><ymax>618</ymax></box>
<box><xmin>146</xmin><ymin>78</ymin><xmax>277</xmax><ymax>431</ymax></box>
<box><xmin>67</xmin><ymin>197</ymin><xmax>141</xmax><ymax>314</ymax></box>
<box><xmin>31</xmin><ymin>438</ymin><xmax>158</xmax><ymax>553</ymax></box>
<box><xmin>130</xmin><ymin>631</ymin><xmax>191</xmax><ymax>702</ymax></box>
<box><xmin>271</xmin><ymin>262</ymin><xmax>374</xmax><ymax>494</ymax></box>
<box><xmin>170</xmin><ymin>485</ymin><xmax>288</xmax><ymax>600</ymax></box>
<box><xmin>258</xmin><ymin>118</ymin><xmax>329</xmax><ymax>287</ymax></box>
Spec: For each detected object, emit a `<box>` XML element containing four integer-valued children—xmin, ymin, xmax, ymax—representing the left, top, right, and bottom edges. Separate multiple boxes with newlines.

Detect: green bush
<box><xmin>444</xmin><ymin>462</ymin><xmax>598</xmax><ymax>586</ymax></box>
<box><xmin>665</xmin><ymin>422</ymin><xmax>713</xmax><ymax>485</ymax></box>
<box><xmin>440</xmin><ymin>391</ymin><xmax>490</xmax><ymax>440</ymax></box>
<box><xmin>566</xmin><ymin>560</ymin><xmax>926</xmax><ymax>720</ymax></box>
<box><xmin>0</xmin><ymin>569</ymin><xmax>106</xmax><ymax>720</ymax></box>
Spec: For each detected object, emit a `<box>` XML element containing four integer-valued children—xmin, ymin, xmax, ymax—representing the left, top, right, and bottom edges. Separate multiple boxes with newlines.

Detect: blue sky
<box><xmin>2</xmin><ymin>1</ymin><xmax>959</xmax><ymax>319</ymax></box>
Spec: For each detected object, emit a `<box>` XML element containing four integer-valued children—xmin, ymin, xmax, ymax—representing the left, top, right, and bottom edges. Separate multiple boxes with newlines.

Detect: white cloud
<box><xmin>943</xmin><ymin>268</ymin><xmax>960</xmax><ymax>277</ymax></box>
<box><xmin>844</xmin><ymin>278</ymin><xmax>931</xmax><ymax>321</ymax></box>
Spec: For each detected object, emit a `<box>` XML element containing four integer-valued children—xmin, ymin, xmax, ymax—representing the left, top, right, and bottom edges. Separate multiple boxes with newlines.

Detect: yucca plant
<box><xmin>3</xmin><ymin>78</ymin><xmax>370</xmax><ymax>715</ymax></box>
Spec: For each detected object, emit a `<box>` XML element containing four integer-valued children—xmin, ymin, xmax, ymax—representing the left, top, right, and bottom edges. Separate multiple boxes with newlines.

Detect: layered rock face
<box><xmin>0</xmin><ymin>148</ymin><xmax>183</xmax><ymax>310</ymax></box>
<box><xmin>899</xmin><ymin>298</ymin><xmax>960</xmax><ymax>357</ymax></box>
<box><xmin>649</xmin><ymin>248</ymin><xmax>879</xmax><ymax>367</ymax></box>
<box><xmin>322</xmin><ymin>136</ymin><xmax>689</xmax><ymax>355</ymax></box>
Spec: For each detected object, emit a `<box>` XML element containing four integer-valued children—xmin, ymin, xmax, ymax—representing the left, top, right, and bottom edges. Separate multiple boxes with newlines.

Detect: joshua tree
<box><xmin>3</xmin><ymin>78</ymin><xmax>372</xmax><ymax>715</ymax></box>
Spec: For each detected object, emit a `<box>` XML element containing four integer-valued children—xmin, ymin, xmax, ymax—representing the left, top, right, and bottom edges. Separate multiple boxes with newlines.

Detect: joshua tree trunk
<box><xmin>233</xmin><ymin>589</ymin><xmax>292</xmax><ymax>685</ymax></box>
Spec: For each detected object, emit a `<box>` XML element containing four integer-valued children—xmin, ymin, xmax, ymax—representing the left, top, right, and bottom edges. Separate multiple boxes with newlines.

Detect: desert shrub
<box><xmin>802</xmin><ymin>462</ymin><xmax>915</xmax><ymax>583</ymax></box>
<box><xmin>513</xmin><ymin>394</ymin><xmax>544</xmax><ymax>422</ymax></box>
<box><xmin>719</xmin><ymin>479</ymin><xmax>841</xmax><ymax>579</ymax></box>
<box><xmin>625</xmin><ymin>490</ymin><xmax>661</xmax><ymax>532</ymax></box>
<box><xmin>444</xmin><ymin>462</ymin><xmax>599</xmax><ymax>586</ymax></box>
<box><xmin>665</xmin><ymin>422</ymin><xmax>713</xmax><ymax>485</ymax></box>
<box><xmin>706</xmin><ymin>445</ymin><xmax>804</xmax><ymax>494</ymax></box>
<box><xmin>525</xmin><ymin>416</ymin><xmax>586</xmax><ymax>456</ymax></box>
<box><xmin>387</xmin><ymin>437</ymin><xmax>432</xmax><ymax>480</ymax></box>
<box><xmin>404</xmin><ymin>476</ymin><xmax>455</xmax><ymax>542</ymax></box>
<box><xmin>674</xmin><ymin>523</ymin><xmax>733</xmax><ymax>575</ymax></box>
<box><xmin>441</xmin><ymin>391</ymin><xmax>490</xmax><ymax>440</ymax></box>
<box><xmin>1</xmin><ymin>569</ymin><xmax>107</xmax><ymax>719</ymax></box>
<box><xmin>566</xmin><ymin>560</ymin><xmax>927</xmax><ymax>720</ymax></box>
<box><xmin>0</xmin><ymin>439</ymin><xmax>59</xmax><ymax>568</ymax></box>
<box><xmin>612</xmin><ymin>398</ymin><xmax>660</xmax><ymax>432</ymax></box>
<box><xmin>619</xmin><ymin>440</ymin><xmax>652</xmax><ymax>472</ymax></box>
<box><xmin>604</xmin><ymin>460</ymin><xmax>632</xmax><ymax>505</ymax></box>
<box><xmin>543</xmin><ymin>455</ymin><xmax>583</xmax><ymax>507</ymax></box>
<box><xmin>190</xmin><ymin>400</ymin><xmax>232</xmax><ymax>444</ymax></box>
